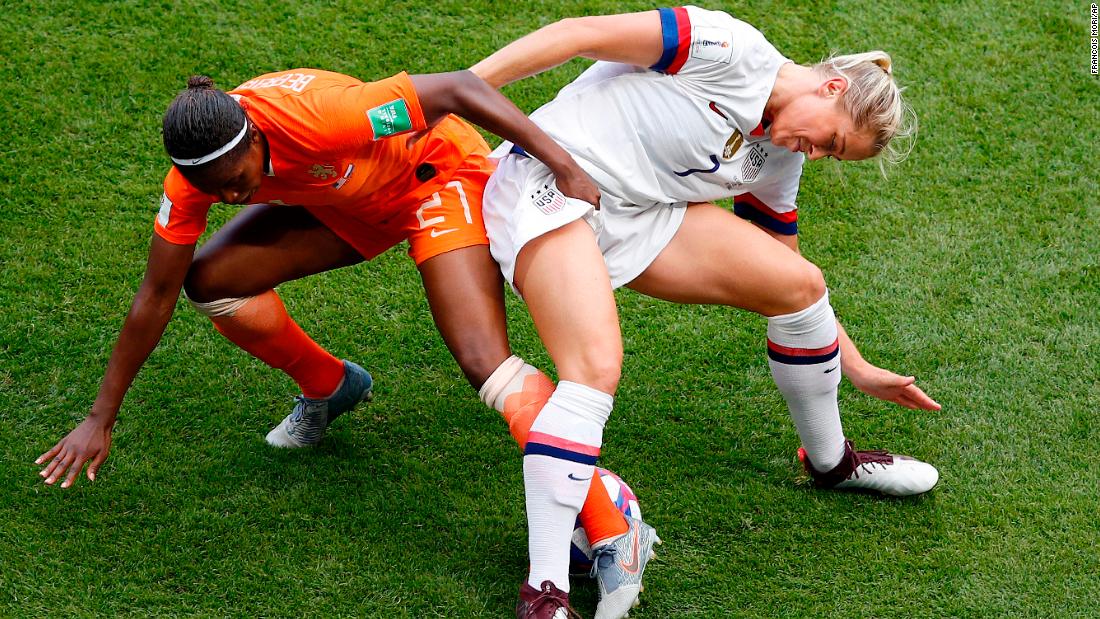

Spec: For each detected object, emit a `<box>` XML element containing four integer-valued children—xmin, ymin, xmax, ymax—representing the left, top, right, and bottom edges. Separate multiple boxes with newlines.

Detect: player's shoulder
<box><xmin>230</xmin><ymin>69</ymin><xmax>363</xmax><ymax>98</ymax></box>
<box><xmin>681</xmin><ymin>5</ymin><xmax>766</xmax><ymax>37</ymax></box>
<box><xmin>684</xmin><ymin>5</ymin><xmax>779</xmax><ymax>60</ymax></box>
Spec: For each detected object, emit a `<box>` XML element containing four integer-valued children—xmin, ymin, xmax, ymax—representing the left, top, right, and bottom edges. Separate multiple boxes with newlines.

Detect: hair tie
<box><xmin>171</xmin><ymin>120</ymin><xmax>247</xmax><ymax>166</ymax></box>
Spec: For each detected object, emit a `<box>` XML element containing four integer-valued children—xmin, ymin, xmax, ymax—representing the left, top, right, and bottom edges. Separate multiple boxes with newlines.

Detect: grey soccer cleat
<box><xmin>265</xmin><ymin>360</ymin><xmax>373</xmax><ymax>448</ymax></box>
<box><xmin>591</xmin><ymin>516</ymin><xmax>660</xmax><ymax>619</ymax></box>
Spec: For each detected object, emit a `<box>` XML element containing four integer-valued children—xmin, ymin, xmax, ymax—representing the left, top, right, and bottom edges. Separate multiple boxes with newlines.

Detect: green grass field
<box><xmin>2</xmin><ymin>0</ymin><xmax>1098</xmax><ymax>616</ymax></box>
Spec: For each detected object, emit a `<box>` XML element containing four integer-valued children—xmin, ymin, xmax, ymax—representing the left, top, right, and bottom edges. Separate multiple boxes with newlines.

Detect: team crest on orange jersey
<box><xmin>723</xmin><ymin>130</ymin><xmax>744</xmax><ymax>160</ymax></box>
<box><xmin>309</xmin><ymin>164</ymin><xmax>337</xmax><ymax>179</ymax></box>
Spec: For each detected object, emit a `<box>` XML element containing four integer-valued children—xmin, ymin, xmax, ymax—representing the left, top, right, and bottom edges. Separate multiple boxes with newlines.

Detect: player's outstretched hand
<box><xmin>35</xmin><ymin>416</ymin><xmax>114</xmax><ymax>488</ymax></box>
<box><xmin>849</xmin><ymin>364</ymin><xmax>942</xmax><ymax>411</ymax></box>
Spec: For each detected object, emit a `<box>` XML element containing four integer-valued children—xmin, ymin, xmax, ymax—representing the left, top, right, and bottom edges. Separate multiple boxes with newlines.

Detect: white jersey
<box><xmin>516</xmin><ymin>5</ymin><xmax>805</xmax><ymax>234</ymax></box>
<box><xmin>482</xmin><ymin>6</ymin><xmax>808</xmax><ymax>290</ymax></box>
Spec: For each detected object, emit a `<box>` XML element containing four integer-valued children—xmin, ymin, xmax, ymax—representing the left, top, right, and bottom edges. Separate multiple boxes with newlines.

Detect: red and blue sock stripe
<box><xmin>767</xmin><ymin>338</ymin><xmax>840</xmax><ymax>365</ymax></box>
<box><xmin>524</xmin><ymin>431</ymin><xmax>600</xmax><ymax>465</ymax></box>
<box><xmin>650</xmin><ymin>7</ymin><xmax>691</xmax><ymax>74</ymax></box>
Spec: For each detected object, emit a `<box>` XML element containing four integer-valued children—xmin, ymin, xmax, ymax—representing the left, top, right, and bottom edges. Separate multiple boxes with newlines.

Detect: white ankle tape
<box><xmin>187</xmin><ymin>294</ymin><xmax>254</xmax><ymax>318</ymax></box>
<box><xmin>478</xmin><ymin>355</ymin><xmax>526</xmax><ymax>410</ymax></box>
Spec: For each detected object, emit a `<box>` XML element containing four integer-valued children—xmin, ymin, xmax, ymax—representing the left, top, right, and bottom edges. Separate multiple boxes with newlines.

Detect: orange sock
<box><xmin>578</xmin><ymin>471</ymin><xmax>630</xmax><ymax>546</ymax></box>
<box><xmin>484</xmin><ymin>357</ymin><xmax>630</xmax><ymax>546</ymax></box>
<box><xmin>500</xmin><ymin>370</ymin><xmax>555</xmax><ymax>447</ymax></box>
<box><xmin>209</xmin><ymin>290</ymin><xmax>345</xmax><ymax>399</ymax></box>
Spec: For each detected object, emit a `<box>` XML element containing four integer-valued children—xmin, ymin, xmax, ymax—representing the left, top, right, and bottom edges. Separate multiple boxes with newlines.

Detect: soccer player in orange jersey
<box><xmin>34</xmin><ymin>69</ymin><xmax>637</xmax><ymax>558</ymax></box>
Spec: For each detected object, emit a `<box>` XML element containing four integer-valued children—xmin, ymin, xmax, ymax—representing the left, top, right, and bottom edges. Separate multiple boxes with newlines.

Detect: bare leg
<box><xmin>627</xmin><ymin>203</ymin><xmax>846</xmax><ymax>469</ymax></box>
<box><xmin>516</xmin><ymin>221</ymin><xmax>623</xmax><ymax>393</ymax></box>
<box><xmin>628</xmin><ymin>203</ymin><xmax>940</xmax><ymax>496</ymax></box>
<box><xmin>627</xmin><ymin>203</ymin><xmax>823</xmax><ymax>314</ymax></box>
<box><xmin>514</xmin><ymin>220</ymin><xmax>622</xmax><ymax>592</ymax></box>
<box><xmin>430</xmin><ymin>245</ymin><xmax>633</xmax><ymax>550</ymax></box>
<box><xmin>184</xmin><ymin>204</ymin><xmax>363</xmax><ymax>301</ymax></box>
<box><xmin>183</xmin><ymin>204</ymin><xmax>364</xmax><ymax>399</ymax></box>
<box><xmin>418</xmin><ymin>245</ymin><xmax>512</xmax><ymax>389</ymax></box>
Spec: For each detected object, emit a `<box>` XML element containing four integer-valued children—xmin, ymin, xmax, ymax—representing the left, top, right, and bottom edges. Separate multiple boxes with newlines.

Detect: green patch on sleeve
<box><xmin>367</xmin><ymin>99</ymin><xmax>413</xmax><ymax>140</ymax></box>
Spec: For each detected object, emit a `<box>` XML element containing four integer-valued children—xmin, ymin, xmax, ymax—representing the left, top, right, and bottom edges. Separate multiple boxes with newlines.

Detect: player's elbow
<box><xmin>546</xmin><ymin>17</ymin><xmax>603</xmax><ymax>57</ymax></box>
<box><xmin>131</xmin><ymin>282</ymin><xmax>179</xmax><ymax>321</ymax></box>
<box><xmin>448</xmin><ymin>70</ymin><xmax>493</xmax><ymax>110</ymax></box>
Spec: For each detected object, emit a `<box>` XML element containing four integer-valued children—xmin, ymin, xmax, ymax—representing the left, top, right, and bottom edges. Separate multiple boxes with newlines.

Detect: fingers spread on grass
<box><xmin>62</xmin><ymin>460</ymin><xmax>84</xmax><ymax>489</ymax></box>
<box><xmin>35</xmin><ymin>443</ymin><xmax>62</xmax><ymax>466</ymax></box>
<box><xmin>40</xmin><ymin>453</ymin><xmax>65</xmax><ymax>480</ymax></box>
<box><xmin>44</xmin><ymin>455</ymin><xmax>70</xmax><ymax>485</ymax></box>
<box><xmin>88</xmin><ymin>452</ymin><xmax>108</xmax><ymax>481</ymax></box>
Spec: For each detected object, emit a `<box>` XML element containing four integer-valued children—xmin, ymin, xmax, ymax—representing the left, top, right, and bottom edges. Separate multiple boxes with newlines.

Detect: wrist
<box><xmin>87</xmin><ymin>402</ymin><xmax>119</xmax><ymax>425</ymax></box>
<box><xmin>841</xmin><ymin>355</ymin><xmax>870</xmax><ymax>381</ymax></box>
<box><xmin>544</xmin><ymin>155</ymin><xmax>582</xmax><ymax>178</ymax></box>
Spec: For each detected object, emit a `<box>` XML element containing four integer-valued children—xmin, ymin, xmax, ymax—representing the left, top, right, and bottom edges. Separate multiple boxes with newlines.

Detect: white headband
<box><xmin>170</xmin><ymin>121</ymin><xmax>248</xmax><ymax>166</ymax></box>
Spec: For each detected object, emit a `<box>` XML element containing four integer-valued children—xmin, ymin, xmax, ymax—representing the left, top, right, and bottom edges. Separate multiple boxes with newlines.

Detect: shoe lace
<box><xmin>528</xmin><ymin>582</ymin><xmax>583</xmax><ymax>619</ymax></box>
<box><xmin>589</xmin><ymin>545</ymin><xmax>617</xmax><ymax>580</ymax></box>
<box><xmin>290</xmin><ymin>396</ymin><xmax>327</xmax><ymax>425</ymax></box>
<box><xmin>850</xmin><ymin>449</ymin><xmax>894</xmax><ymax>478</ymax></box>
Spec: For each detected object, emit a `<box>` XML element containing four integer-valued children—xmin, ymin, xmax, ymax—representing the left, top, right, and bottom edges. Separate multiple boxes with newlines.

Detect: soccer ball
<box><xmin>569</xmin><ymin>468</ymin><xmax>642</xmax><ymax>574</ymax></box>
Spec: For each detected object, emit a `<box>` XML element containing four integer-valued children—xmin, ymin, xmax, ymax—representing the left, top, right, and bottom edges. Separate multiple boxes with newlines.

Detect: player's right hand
<box><xmin>35</xmin><ymin>416</ymin><xmax>114</xmax><ymax>488</ymax></box>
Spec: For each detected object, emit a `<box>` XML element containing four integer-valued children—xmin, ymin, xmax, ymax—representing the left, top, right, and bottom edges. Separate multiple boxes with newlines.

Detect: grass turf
<box><xmin>2</xmin><ymin>0</ymin><xmax>1098</xmax><ymax>616</ymax></box>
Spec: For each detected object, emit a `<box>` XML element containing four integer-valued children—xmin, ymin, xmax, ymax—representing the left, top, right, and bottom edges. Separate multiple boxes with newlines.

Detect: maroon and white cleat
<box><xmin>799</xmin><ymin>439</ymin><xmax>939</xmax><ymax>497</ymax></box>
<box><xmin>517</xmin><ymin>580</ymin><xmax>582</xmax><ymax>619</ymax></box>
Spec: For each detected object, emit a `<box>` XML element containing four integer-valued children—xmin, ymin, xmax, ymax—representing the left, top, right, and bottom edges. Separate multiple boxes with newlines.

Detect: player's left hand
<box><xmin>848</xmin><ymin>364</ymin><xmax>941</xmax><ymax>411</ymax></box>
<box><xmin>35</xmin><ymin>415</ymin><xmax>115</xmax><ymax>488</ymax></box>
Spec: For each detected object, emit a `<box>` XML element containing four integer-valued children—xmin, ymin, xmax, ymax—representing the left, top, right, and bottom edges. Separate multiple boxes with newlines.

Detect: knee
<box><xmin>182</xmin><ymin>256</ymin><xmax>217</xmax><ymax>303</ymax></box>
<box><xmin>453</xmin><ymin>344</ymin><xmax>511</xmax><ymax>391</ymax></box>
<box><xmin>558</xmin><ymin>343</ymin><xmax>622</xmax><ymax>395</ymax></box>
<box><xmin>778</xmin><ymin>260</ymin><xmax>827</xmax><ymax>314</ymax></box>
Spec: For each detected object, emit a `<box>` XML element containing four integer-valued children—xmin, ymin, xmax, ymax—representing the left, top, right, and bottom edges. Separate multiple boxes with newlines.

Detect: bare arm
<box><xmin>36</xmin><ymin>234</ymin><xmax>195</xmax><ymax>487</ymax></box>
<box><xmin>469</xmin><ymin>11</ymin><xmax>665</xmax><ymax>88</ymax></box>
<box><xmin>410</xmin><ymin>70</ymin><xmax>599</xmax><ymax>206</ymax></box>
<box><xmin>760</xmin><ymin>226</ymin><xmax>941</xmax><ymax>411</ymax></box>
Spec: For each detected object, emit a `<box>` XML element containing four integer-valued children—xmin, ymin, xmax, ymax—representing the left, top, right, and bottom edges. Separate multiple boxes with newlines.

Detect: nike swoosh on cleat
<box><xmin>619</xmin><ymin>531</ymin><xmax>641</xmax><ymax>573</ymax></box>
<box><xmin>567</xmin><ymin>473</ymin><xmax>592</xmax><ymax>481</ymax></box>
<box><xmin>823</xmin><ymin>365</ymin><xmax>840</xmax><ymax>373</ymax></box>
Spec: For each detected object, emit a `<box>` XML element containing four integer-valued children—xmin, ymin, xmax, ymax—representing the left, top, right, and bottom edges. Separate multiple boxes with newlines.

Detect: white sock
<box><xmin>767</xmin><ymin>292</ymin><xmax>846</xmax><ymax>471</ymax></box>
<box><xmin>523</xmin><ymin>381</ymin><xmax>613</xmax><ymax>592</ymax></box>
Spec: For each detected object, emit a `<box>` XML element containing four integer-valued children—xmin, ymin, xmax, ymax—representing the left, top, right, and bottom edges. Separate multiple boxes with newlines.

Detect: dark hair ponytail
<box><xmin>186</xmin><ymin>75</ymin><xmax>216</xmax><ymax>90</ymax></box>
<box><xmin>162</xmin><ymin>75</ymin><xmax>250</xmax><ymax>166</ymax></box>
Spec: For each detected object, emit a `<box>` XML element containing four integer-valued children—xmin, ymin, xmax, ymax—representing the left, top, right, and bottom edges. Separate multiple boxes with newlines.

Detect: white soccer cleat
<box><xmin>591</xmin><ymin>517</ymin><xmax>660</xmax><ymax>619</ymax></box>
<box><xmin>800</xmin><ymin>440</ymin><xmax>939</xmax><ymax>497</ymax></box>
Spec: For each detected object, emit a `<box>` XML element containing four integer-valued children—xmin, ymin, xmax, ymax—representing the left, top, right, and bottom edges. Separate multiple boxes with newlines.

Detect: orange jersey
<box><xmin>155</xmin><ymin>69</ymin><xmax>490</xmax><ymax>245</ymax></box>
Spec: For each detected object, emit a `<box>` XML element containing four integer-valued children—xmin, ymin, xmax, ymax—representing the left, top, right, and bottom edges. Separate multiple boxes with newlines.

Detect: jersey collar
<box><xmin>236</xmin><ymin>95</ymin><xmax>276</xmax><ymax>177</ymax></box>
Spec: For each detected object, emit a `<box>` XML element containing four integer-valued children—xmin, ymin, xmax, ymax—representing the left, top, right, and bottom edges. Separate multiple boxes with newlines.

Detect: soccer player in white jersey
<box><xmin>470</xmin><ymin>6</ymin><xmax>941</xmax><ymax>618</ymax></box>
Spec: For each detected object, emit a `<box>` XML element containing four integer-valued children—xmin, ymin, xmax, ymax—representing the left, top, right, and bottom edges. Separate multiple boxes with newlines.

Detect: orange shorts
<box><xmin>304</xmin><ymin>152</ymin><xmax>495</xmax><ymax>265</ymax></box>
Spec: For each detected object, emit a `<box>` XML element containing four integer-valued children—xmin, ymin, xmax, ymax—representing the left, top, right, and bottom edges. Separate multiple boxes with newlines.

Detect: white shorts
<box><xmin>483</xmin><ymin>151</ymin><xmax>687</xmax><ymax>292</ymax></box>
